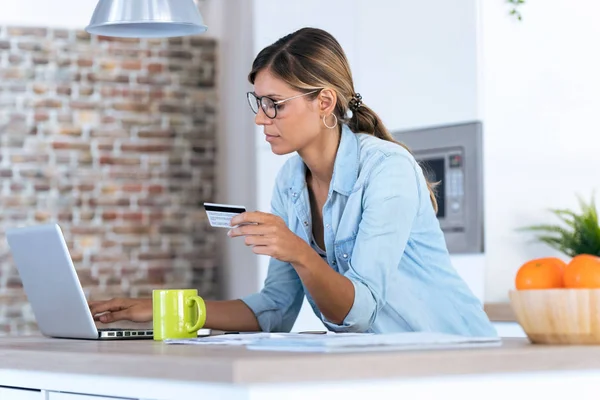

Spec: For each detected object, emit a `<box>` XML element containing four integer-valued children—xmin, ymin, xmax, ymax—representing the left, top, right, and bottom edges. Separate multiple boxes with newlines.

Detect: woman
<box><xmin>90</xmin><ymin>28</ymin><xmax>496</xmax><ymax>336</ymax></box>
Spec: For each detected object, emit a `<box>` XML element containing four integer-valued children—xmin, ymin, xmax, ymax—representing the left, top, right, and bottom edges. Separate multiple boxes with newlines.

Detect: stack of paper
<box><xmin>245</xmin><ymin>332</ymin><xmax>501</xmax><ymax>353</ymax></box>
<box><xmin>166</xmin><ymin>332</ymin><xmax>501</xmax><ymax>353</ymax></box>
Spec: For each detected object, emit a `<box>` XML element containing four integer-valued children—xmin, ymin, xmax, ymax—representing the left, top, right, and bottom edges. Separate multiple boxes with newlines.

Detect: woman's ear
<box><xmin>318</xmin><ymin>88</ymin><xmax>337</xmax><ymax>115</ymax></box>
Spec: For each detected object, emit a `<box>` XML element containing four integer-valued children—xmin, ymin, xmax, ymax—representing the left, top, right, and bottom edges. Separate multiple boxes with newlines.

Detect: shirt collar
<box><xmin>288</xmin><ymin>124</ymin><xmax>359</xmax><ymax>198</ymax></box>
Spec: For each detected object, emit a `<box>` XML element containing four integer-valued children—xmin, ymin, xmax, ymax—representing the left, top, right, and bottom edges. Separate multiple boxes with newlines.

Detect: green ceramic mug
<box><xmin>152</xmin><ymin>289</ymin><xmax>206</xmax><ymax>341</ymax></box>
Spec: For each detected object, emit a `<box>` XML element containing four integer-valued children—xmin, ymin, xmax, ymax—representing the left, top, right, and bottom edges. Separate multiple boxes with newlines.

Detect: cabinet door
<box><xmin>0</xmin><ymin>387</ymin><xmax>43</xmax><ymax>400</ymax></box>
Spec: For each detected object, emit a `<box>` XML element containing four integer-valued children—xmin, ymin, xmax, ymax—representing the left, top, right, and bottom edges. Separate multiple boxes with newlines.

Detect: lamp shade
<box><xmin>85</xmin><ymin>0</ymin><xmax>208</xmax><ymax>38</ymax></box>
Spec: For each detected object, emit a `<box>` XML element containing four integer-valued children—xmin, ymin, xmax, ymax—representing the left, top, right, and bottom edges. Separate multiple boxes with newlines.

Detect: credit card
<box><xmin>204</xmin><ymin>202</ymin><xmax>247</xmax><ymax>228</ymax></box>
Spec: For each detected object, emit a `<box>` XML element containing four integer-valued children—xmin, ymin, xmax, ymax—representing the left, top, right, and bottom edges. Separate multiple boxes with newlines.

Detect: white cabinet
<box><xmin>48</xmin><ymin>392</ymin><xmax>131</xmax><ymax>400</ymax></box>
<box><xmin>0</xmin><ymin>387</ymin><xmax>43</xmax><ymax>400</ymax></box>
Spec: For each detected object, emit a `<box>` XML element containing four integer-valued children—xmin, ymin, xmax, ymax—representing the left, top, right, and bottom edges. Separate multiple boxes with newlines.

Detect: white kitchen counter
<box><xmin>1</xmin><ymin>335</ymin><xmax>600</xmax><ymax>400</ymax></box>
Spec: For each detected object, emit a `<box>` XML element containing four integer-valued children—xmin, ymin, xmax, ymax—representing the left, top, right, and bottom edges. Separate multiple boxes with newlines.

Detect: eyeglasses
<box><xmin>246</xmin><ymin>90</ymin><xmax>320</xmax><ymax>119</ymax></box>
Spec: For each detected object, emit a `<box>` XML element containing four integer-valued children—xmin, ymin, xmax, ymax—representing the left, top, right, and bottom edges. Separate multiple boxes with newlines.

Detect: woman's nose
<box><xmin>254</xmin><ymin>107</ymin><xmax>272</xmax><ymax>125</ymax></box>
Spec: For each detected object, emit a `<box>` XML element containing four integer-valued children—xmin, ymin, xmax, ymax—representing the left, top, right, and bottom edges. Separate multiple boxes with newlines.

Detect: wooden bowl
<box><xmin>509</xmin><ymin>289</ymin><xmax>600</xmax><ymax>344</ymax></box>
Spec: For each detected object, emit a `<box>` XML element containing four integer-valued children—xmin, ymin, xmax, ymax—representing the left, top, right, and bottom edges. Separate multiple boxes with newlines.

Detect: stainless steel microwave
<box><xmin>392</xmin><ymin>121</ymin><xmax>484</xmax><ymax>254</ymax></box>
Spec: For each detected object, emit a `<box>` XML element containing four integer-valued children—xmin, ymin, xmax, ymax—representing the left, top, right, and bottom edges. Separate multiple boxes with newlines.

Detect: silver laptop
<box><xmin>5</xmin><ymin>223</ymin><xmax>154</xmax><ymax>340</ymax></box>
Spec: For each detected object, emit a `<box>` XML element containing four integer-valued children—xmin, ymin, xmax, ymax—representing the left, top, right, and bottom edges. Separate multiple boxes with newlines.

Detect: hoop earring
<box><xmin>322</xmin><ymin>114</ymin><xmax>338</xmax><ymax>129</ymax></box>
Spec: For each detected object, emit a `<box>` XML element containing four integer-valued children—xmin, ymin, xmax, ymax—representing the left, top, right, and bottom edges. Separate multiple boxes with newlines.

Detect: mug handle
<box><xmin>186</xmin><ymin>295</ymin><xmax>206</xmax><ymax>333</ymax></box>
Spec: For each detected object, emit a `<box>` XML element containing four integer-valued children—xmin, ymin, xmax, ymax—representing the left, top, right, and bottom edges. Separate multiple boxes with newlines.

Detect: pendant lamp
<box><xmin>85</xmin><ymin>0</ymin><xmax>208</xmax><ymax>38</ymax></box>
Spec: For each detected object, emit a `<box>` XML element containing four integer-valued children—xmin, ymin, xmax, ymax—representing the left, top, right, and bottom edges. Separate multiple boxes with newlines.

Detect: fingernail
<box><xmin>227</xmin><ymin>229</ymin><xmax>232</xmax><ymax>237</ymax></box>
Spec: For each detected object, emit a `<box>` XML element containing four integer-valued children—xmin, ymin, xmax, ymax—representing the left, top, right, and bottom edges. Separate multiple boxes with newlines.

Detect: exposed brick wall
<box><xmin>0</xmin><ymin>26</ymin><xmax>219</xmax><ymax>336</ymax></box>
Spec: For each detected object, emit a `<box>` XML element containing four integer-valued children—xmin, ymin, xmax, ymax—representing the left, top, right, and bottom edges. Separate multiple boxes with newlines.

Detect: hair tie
<box><xmin>349</xmin><ymin>93</ymin><xmax>362</xmax><ymax>111</ymax></box>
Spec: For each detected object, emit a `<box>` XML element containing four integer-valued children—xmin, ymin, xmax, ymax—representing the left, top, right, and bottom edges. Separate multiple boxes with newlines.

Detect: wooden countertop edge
<box><xmin>484</xmin><ymin>302</ymin><xmax>517</xmax><ymax>322</ymax></box>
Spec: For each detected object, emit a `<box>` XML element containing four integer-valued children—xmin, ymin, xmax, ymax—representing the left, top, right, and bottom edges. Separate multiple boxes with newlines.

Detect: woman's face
<box><xmin>252</xmin><ymin>70</ymin><xmax>323</xmax><ymax>155</ymax></box>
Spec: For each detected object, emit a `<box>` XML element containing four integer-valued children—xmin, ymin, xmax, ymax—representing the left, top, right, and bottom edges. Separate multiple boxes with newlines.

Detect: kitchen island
<box><xmin>0</xmin><ymin>336</ymin><xmax>599</xmax><ymax>400</ymax></box>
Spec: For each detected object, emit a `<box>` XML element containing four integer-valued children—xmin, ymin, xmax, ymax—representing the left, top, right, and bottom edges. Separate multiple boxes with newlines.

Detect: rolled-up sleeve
<box><xmin>240</xmin><ymin>170</ymin><xmax>304</xmax><ymax>332</ymax></box>
<box><xmin>321</xmin><ymin>153</ymin><xmax>421</xmax><ymax>332</ymax></box>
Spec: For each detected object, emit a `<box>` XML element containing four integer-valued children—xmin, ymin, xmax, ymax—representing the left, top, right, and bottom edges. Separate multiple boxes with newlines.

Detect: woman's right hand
<box><xmin>88</xmin><ymin>298</ymin><xmax>152</xmax><ymax>323</ymax></box>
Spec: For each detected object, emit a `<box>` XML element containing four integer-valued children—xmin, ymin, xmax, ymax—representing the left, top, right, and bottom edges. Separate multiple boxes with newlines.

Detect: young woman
<box><xmin>90</xmin><ymin>28</ymin><xmax>496</xmax><ymax>336</ymax></box>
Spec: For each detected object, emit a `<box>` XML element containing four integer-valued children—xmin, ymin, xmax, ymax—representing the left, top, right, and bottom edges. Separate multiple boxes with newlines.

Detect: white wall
<box><xmin>480</xmin><ymin>0</ymin><xmax>600</xmax><ymax>302</ymax></box>
<box><xmin>0</xmin><ymin>1</ymin><xmax>97</xmax><ymax>28</ymax></box>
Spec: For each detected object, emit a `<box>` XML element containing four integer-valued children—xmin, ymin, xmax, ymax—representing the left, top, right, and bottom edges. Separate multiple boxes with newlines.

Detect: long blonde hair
<box><xmin>248</xmin><ymin>27</ymin><xmax>438</xmax><ymax>213</ymax></box>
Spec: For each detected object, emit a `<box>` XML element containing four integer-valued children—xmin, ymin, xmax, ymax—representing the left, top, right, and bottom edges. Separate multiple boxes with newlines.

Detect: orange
<box><xmin>515</xmin><ymin>257</ymin><xmax>566</xmax><ymax>290</ymax></box>
<box><xmin>563</xmin><ymin>254</ymin><xmax>600</xmax><ymax>289</ymax></box>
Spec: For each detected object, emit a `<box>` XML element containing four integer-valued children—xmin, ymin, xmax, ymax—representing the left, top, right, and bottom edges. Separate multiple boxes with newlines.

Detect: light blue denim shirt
<box><xmin>242</xmin><ymin>124</ymin><xmax>497</xmax><ymax>337</ymax></box>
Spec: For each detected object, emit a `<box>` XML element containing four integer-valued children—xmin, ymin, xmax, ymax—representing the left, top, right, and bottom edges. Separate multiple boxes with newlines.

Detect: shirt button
<box><xmin>303</xmin><ymin>221</ymin><xmax>308</xmax><ymax>227</ymax></box>
<box><xmin>342</xmin><ymin>253</ymin><xmax>348</xmax><ymax>259</ymax></box>
<box><xmin>325</xmin><ymin>224</ymin><xmax>330</xmax><ymax>228</ymax></box>
<box><xmin>332</xmin><ymin>261</ymin><xmax>337</xmax><ymax>265</ymax></box>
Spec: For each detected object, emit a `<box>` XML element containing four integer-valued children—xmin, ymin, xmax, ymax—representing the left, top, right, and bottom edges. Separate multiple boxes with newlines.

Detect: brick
<box><xmin>113</xmin><ymin>225</ymin><xmax>152</xmax><ymax>235</ymax></box>
<box><xmin>57</xmin><ymin>113</ymin><xmax>74</xmax><ymax>123</ymax></box>
<box><xmin>90</xmin><ymin>128</ymin><xmax>128</xmax><ymax>138</ymax></box>
<box><xmin>158</xmin><ymin>50</ymin><xmax>193</xmax><ymax>60</ymax></box>
<box><xmin>52</xmin><ymin>141</ymin><xmax>90</xmax><ymax>151</ymax></box>
<box><xmin>59</xmin><ymin>126</ymin><xmax>83</xmax><ymax>136</ymax></box>
<box><xmin>10</xmin><ymin>154</ymin><xmax>50</xmax><ymax>163</ymax></box>
<box><xmin>0</xmin><ymin>41</ymin><xmax>10</xmax><ymax>50</ymax></box>
<box><xmin>121</xmin><ymin>143</ymin><xmax>171</xmax><ymax>153</ymax></box>
<box><xmin>167</xmin><ymin>89</ymin><xmax>188</xmax><ymax>100</ymax></box>
<box><xmin>78</xmin><ymin>86</ymin><xmax>94</xmax><ymax>96</ymax></box>
<box><xmin>77</xmin><ymin>153</ymin><xmax>93</xmax><ymax>165</ymax></box>
<box><xmin>137</xmin><ymin>197</ymin><xmax>172</xmax><ymax>207</ymax></box>
<box><xmin>33</xmin><ymin>211</ymin><xmax>52</xmax><ymax>222</ymax></box>
<box><xmin>70</xmin><ymin>101</ymin><xmax>98</xmax><ymax>110</ymax></box>
<box><xmin>33</xmin><ymin>98</ymin><xmax>63</xmax><ymax>108</ymax></box>
<box><xmin>32</xmin><ymin>55</ymin><xmax>49</xmax><ymax>65</ymax></box>
<box><xmin>10</xmin><ymin>182</ymin><xmax>26</xmax><ymax>192</ymax></box>
<box><xmin>87</xmin><ymin>72</ymin><xmax>130</xmax><ymax>84</ymax></box>
<box><xmin>7</xmin><ymin>83</ymin><xmax>27</xmax><ymax>93</ymax></box>
<box><xmin>90</xmin><ymin>253</ymin><xmax>128</xmax><ymax>263</ymax></box>
<box><xmin>57</xmin><ymin>85</ymin><xmax>73</xmax><ymax>96</ymax></box>
<box><xmin>147</xmin><ymin>63</ymin><xmax>164</xmax><ymax>74</ymax></box>
<box><xmin>107</xmin><ymin>48</ymin><xmax>152</xmax><ymax>58</ymax></box>
<box><xmin>33</xmin><ymin>182</ymin><xmax>51</xmax><ymax>191</ymax></box>
<box><xmin>98</xmin><ymin>35</ymin><xmax>140</xmax><ymax>44</ymax></box>
<box><xmin>102</xmin><ymin>211</ymin><xmax>118</xmax><ymax>221</ymax></box>
<box><xmin>53</xmin><ymin>29</ymin><xmax>70</xmax><ymax>39</ymax></box>
<box><xmin>17</xmin><ymin>42</ymin><xmax>47</xmax><ymax>52</ymax></box>
<box><xmin>0</xmin><ymin>169</ymin><xmax>13</xmax><ymax>178</ymax></box>
<box><xmin>137</xmin><ymin>128</ymin><xmax>175</xmax><ymax>139</ymax></box>
<box><xmin>8</xmin><ymin>54</ymin><xmax>24</xmax><ymax>64</ymax></box>
<box><xmin>122</xmin><ymin>183</ymin><xmax>143</xmax><ymax>193</ymax></box>
<box><xmin>136</xmin><ymin>75</ymin><xmax>172</xmax><ymax>85</ymax></box>
<box><xmin>122</xmin><ymin>212</ymin><xmax>144</xmax><ymax>222</ymax></box>
<box><xmin>78</xmin><ymin>210</ymin><xmax>96</xmax><ymax>222</ymax></box>
<box><xmin>97</xmin><ymin>142</ymin><xmax>114</xmax><ymax>152</ymax></box>
<box><xmin>77</xmin><ymin>183</ymin><xmax>95</xmax><ymax>192</ymax></box>
<box><xmin>149</xmin><ymin>89</ymin><xmax>165</xmax><ymax>100</ymax></box>
<box><xmin>58</xmin><ymin>211</ymin><xmax>73</xmax><ymax>221</ymax></box>
<box><xmin>7</xmin><ymin>27</ymin><xmax>48</xmax><ymax>37</ymax></box>
<box><xmin>88</xmin><ymin>197</ymin><xmax>130</xmax><ymax>207</ymax></box>
<box><xmin>147</xmin><ymin>185</ymin><xmax>164</xmax><ymax>194</ymax></box>
<box><xmin>5</xmin><ymin>136</ymin><xmax>25</xmax><ymax>148</ymax></box>
<box><xmin>34</xmin><ymin>111</ymin><xmax>50</xmax><ymax>122</ymax></box>
<box><xmin>158</xmin><ymin>103</ymin><xmax>190</xmax><ymax>114</ymax></box>
<box><xmin>77</xmin><ymin>58</ymin><xmax>94</xmax><ymax>68</ymax></box>
<box><xmin>70</xmin><ymin>226</ymin><xmax>105</xmax><ymax>235</ymax></box>
<box><xmin>190</xmin><ymin>37</ymin><xmax>216</xmax><ymax>49</ymax></box>
<box><xmin>99</xmin><ymin>156</ymin><xmax>140</xmax><ymax>166</ymax></box>
<box><xmin>108</xmin><ymin>170</ymin><xmax>153</xmax><ymax>180</ymax></box>
<box><xmin>75</xmin><ymin>31</ymin><xmax>91</xmax><ymax>42</ymax></box>
<box><xmin>56</xmin><ymin>58</ymin><xmax>72</xmax><ymax>67</ymax></box>
<box><xmin>112</xmin><ymin>102</ymin><xmax>150</xmax><ymax>112</ymax></box>
<box><xmin>1</xmin><ymin>195</ymin><xmax>37</xmax><ymax>207</ymax></box>
<box><xmin>0</xmin><ymin>68</ymin><xmax>35</xmax><ymax>80</ymax></box>
<box><xmin>122</xmin><ymin>59</ymin><xmax>142</xmax><ymax>70</ymax></box>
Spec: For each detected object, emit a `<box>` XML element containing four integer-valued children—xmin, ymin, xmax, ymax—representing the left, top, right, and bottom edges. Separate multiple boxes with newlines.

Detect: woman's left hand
<box><xmin>228</xmin><ymin>211</ymin><xmax>309</xmax><ymax>264</ymax></box>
